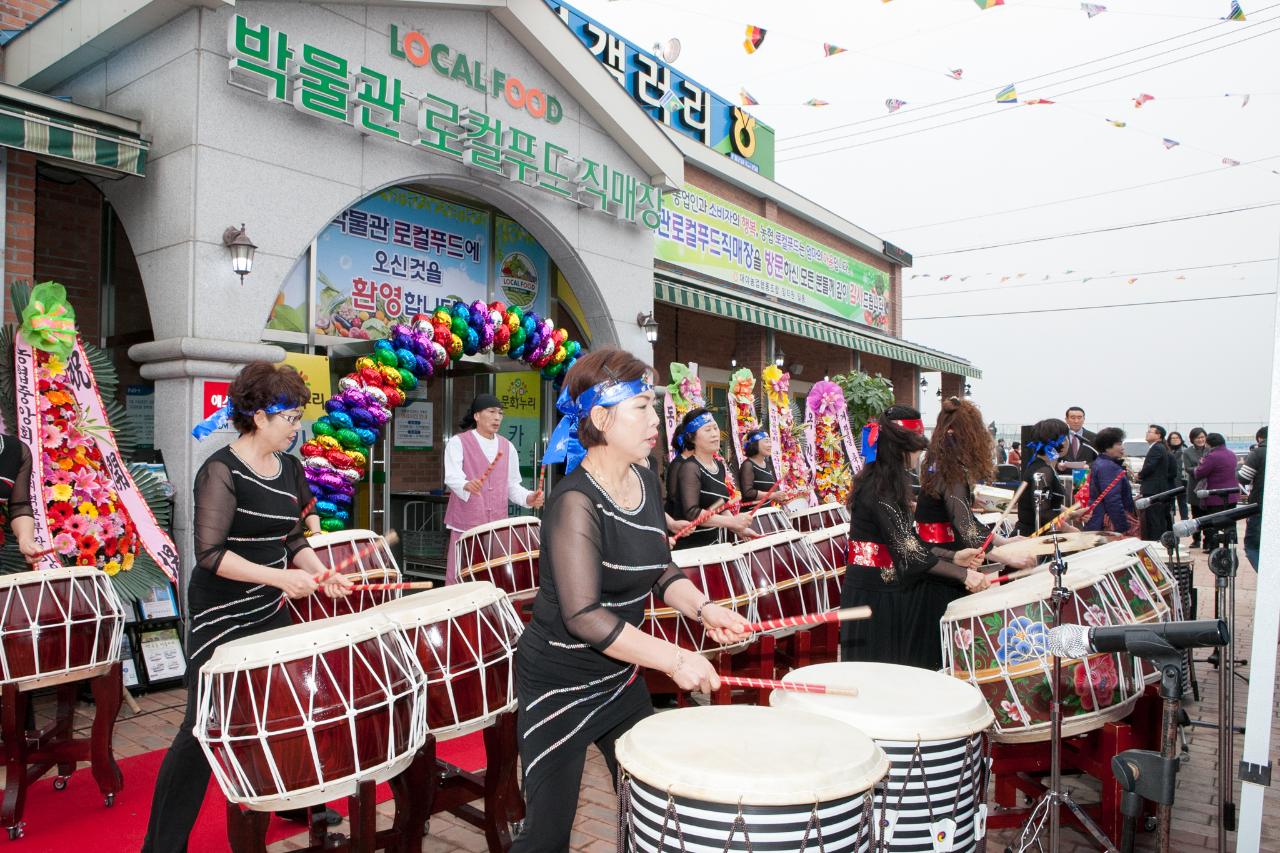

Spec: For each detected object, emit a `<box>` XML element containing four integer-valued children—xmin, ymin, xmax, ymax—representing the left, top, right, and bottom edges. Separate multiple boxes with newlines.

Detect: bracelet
<box><xmin>667</xmin><ymin>649</ymin><xmax>686</xmax><ymax>678</ymax></box>
<box><xmin>694</xmin><ymin>599</ymin><xmax>711</xmax><ymax>623</ymax></box>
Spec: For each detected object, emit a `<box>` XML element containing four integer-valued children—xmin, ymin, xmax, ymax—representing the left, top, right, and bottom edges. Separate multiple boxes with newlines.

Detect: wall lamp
<box><xmin>222</xmin><ymin>224</ymin><xmax>257</xmax><ymax>284</ymax></box>
<box><xmin>636</xmin><ymin>311</ymin><xmax>659</xmax><ymax>343</ymax></box>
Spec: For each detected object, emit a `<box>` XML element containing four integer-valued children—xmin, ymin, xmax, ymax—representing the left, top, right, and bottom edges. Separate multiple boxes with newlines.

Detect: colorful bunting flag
<box><xmin>1024</xmin><ymin>98</ymin><xmax>1056</xmax><ymax>105</ymax></box>
<box><xmin>940</xmin><ymin>275</ymin><xmax>952</xmax><ymax>281</ymax></box>
<box><xmin>1000</xmin><ymin>276</ymin><xmax>1011</xmax><ymax>283</ymax></box>
<box><xmin>947</xmin><ymin>68</ymin><xmax>964</xmax><ymax>80</ymax></box>
<box><xmin>1223</xmin><ymin>157</ymin><xmax>1241</xmax><ymax>166</ymax></box>
<box><xmin>1225</xmin><ymin>0</ymin><xmax>1246</xmax><ymax>20</ymax></box>
<box><xmin>744</xmin><ymin>25</ymin><xmax>767</xmax><ymax>54</ymax></box>
<box><xmin>1127</xmin><ymin>278</ymin><xmax>1138</xmax><ymax>285</ymax></box>
<box><xmin>1106</xmin><ymin>118</ymin><xmax>1127</xmax><ymax>127</ymax></box>
<box><xmin>739</xmin><ymin>88</ymin><xmax>759</xmax><ymax>106</ymax></box>
<box><xmin>996</xmin><ymin>84</ymin><xmax>1018</xmax><ymax>104</ymax></box>
<box><xmin>1133</xmin><ymin>93</ymin><xmax>1155</xmax><ymax>108</ymax></box>
<box><xmin>885</xmin><ymin>98</ymin><xmax>907</xmax><ymax>113</ymax></box>
<box><xmin>823</xmin><ymin>44</ymin><xmax>847</xmax><ymax>57</ymax></box>
<box><xmin>1162</xmin><ymin>138</ymin><xmax>1180</xmax><ymax>149</ymax></box>
<box><xmin>1081</xmin><ymin>3</ymin><xmax>1107</xmax><ymax>16</ymax></box>
<box><xmin>1175</xmin><ymin>275</ymin><xmax>1186</xmax><ymax>280</ymax></box>
<box><xmin>974</xmin><ymin>0</ymin><xmax>1005</xmax><ymax>8</ymax></box>
<box><xmin>804</xmin><ymin>98</ymin><xmax>830</xmax><ymax>106</ymax></box>
<box><xmin>1227</xmin><ymin>93</ymin><xmax>1251</xmax><ymax>107</ymax></box>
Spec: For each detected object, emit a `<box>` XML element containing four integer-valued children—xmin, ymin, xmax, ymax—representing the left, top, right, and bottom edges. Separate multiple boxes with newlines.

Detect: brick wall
<box><xmin>0</xmin><ymin>0</ymin><xmax>61</xmax><ymax>31</ymax></box>
<box><xmin>4</xmin><ymin>151</ymin><xmax>35</xmax><ymax>321</ymax></box>
<box><xmin>35</xmin><ymin>172</ymin><xmax>102</xmax><ymax>341</ymax></box>
<box><xmin>940</xmin><ymin>372</ymin><xmax>965</xmax><ymax>400</ymax></box>
<box><xmin>388</xmin><ymin>378</ymin><xmax>446</xmax><ymax>493</ymax></box>
<box><xmin>890</xmin><ymin>360</ymin><xmax>917</xmax><ymax>408</ymax></box>
<box><xmin>775</xmin><ymin>331</ymin><xmax>855</xmax><ymax>382</ymax></box>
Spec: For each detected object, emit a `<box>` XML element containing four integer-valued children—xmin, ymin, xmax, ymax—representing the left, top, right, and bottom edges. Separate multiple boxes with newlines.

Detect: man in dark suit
<box><xmin>1138</xmin><ymin>423</ymin><xmax>1177</xmax><ymax>539</ymax></box>
<box><xmin>1058</xmin><ymin>406</ymin><xmax>1097</xmax><ymax>470</ymax></box>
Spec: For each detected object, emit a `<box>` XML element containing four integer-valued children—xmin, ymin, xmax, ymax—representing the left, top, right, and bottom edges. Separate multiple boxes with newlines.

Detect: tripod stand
<box><xmin>1204</xmin><ymin>530</ymin><xmax>1246</xmax><ymax>851</ymax></box>
<box><xmin>1009</xmin><ymin>539</ymin><xmax>1119</xmax><ymax>853</ymax></box>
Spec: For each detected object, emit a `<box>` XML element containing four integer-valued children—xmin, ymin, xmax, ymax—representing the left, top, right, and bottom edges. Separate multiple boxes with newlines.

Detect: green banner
<box><xmin>656</xmin><ymin>184</ymin><xmax>892</xmax><ymax>332</ymax></box>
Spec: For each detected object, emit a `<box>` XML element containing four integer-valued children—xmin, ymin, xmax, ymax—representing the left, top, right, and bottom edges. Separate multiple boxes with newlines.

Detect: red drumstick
<box><xmin>311</xmin><ymin>531</ymin><xmax>400</xmax><ymax>586</ymax></box>
<box><xmin>300</xmin><ymin>497</ymin><xmax>316</xmax><ymax>520</ymax></box>
<box><xmin>349</xmin><ymin>580</ymin><xmax>434</xmax><ymax>592</ymax></box>
<box><xmin>536</xmin><ymin>464</ymin><xmax>546</xmax><ymax>495</ymax></box>
<box><xmin>745</xmin><ymin>481</ymin><xmax>783</xmax><ymax>520</ymax></box>
<box><xmin>475</xmin><ymin>449</ymin><xmax>505</xmax><ymax>488</ymax></box>
<box><xmin>720</xmin><ymin>675</ymin><xmax>858</xmax><ymax>698</ymax></box>
<box><xmin>1076</xmin><ymin>469</ymin><xmax>1127</xmax><ymax>523</ymax></box>
<box><xmin>741</xmin><ymin>606</ymin><xmax>871</xmax><ymax>635</ymax></box>
<box><xmin>669</xmin><ymin>498</ymin><xmax>742</xmax><ymax>545</ymax></box>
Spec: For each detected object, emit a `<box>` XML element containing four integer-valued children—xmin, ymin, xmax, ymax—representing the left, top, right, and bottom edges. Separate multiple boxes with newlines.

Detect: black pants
<box><xmin>1142</xmin><ymin>504</ymin><xmax>1172</xmax><ymax>542</ymax></box>
<box><xmin>510</xmin><ymin>703</ymin><xmax>650</xmax><ymax>853</ymax></box>
<box><xmin>1190</xmin><ymin>504</ymin><xmax>1213</xmax><ymax>544</ymax></box>
<box><xmin>1175</xmin><ymin>491</ymin><xmax>1190</xmax><ymax>522</ymax></box>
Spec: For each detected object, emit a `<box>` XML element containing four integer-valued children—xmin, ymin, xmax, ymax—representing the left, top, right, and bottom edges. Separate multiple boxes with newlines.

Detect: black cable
<box><xmin>777</xmin><ymin>4</ymin><xmax>1280</xmax><ymax>149</ymax></box>
<box><xmin>906</xmin><ymin>290</ymin><xmax>1276</xmax><ymax>321</ymax></box>
<box><xmin>906</xmin><ymin>258</ymin><xmax>1278</xmax><ymax>298</ymax></box>
<box><xmin>778</xmin><ymin>21</ymin><xmax>1280</xmax><ymax>160</ymax></box>
<box><xmin>917</xmin><ymin>201</ymin><xmax>1280</xmax><ymax>257</ymax></box>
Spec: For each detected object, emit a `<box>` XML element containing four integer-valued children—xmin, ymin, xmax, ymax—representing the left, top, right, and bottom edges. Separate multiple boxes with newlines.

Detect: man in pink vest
<box><xmin>443</xmin><ymin>393</ymin><xmax>544</xmax><ymax>583</ymax></box>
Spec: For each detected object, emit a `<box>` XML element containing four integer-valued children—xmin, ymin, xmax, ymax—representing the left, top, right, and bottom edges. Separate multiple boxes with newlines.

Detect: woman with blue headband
<box><xmin>672</xmin><ymin>406</ymin><xmax>753</xmax><ymax>549</ymax></box>
<box><xmin>738</xmin><ymin>428</ymin><xmax>776</xmax><ymax>504</ymax></box>
<box><xmin>143</xmin><ymin>362</ymin><xmax>353</xmax><ymax>851</ymax></box>
<box><xmin>1015</xmin><ymin>417</ymin><xmax>1080</xmax><ymax>536</ymax></box>
<box><xmin>512</xmin><ymin>348</ymin><xmax>751</xmax><ymax>852</ymax></box>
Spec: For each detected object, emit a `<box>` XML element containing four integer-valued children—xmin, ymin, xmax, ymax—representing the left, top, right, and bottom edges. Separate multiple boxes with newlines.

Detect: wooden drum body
<box><xmin>640</xmin><ymin>544</ymin><xmax>755</xmax><ymax>657</ymax></box>
<box><xmin>288</xmin><ymin>529</ymin><xmax>402</xmax><ymax>623</ymax></box>
<box><xmin>731</xmin><ymin>531</ymin><xmax>826</xmax><ymax>635</ymax></box>
<box><xmin>747</xmin><ymin>506</ymin><xmax>792</xmax><ymax>536</ymax></box>
<box><xmin>195</xmin><ymin>611</ymin><xmax>427</xmax><ymax>811</ymax></box>
<box><xmin>941</xmin><ymin>564</ymin><xmax>1143</xmax><ymax>744</ymax></box>
<box><xmin>617</xmin><ymin>705</ymin><xmax>888</xmax><ymax>853</ymax></box>
<box><xmin>787</xmin><ymin>501</ymin><xmax>849</xmax><ymax>533</ymax></box>
<box><xmin>0</xmin><ymin>567</ymin><xmax>124</xmax><ymax>691</ymax></box>
<box><xmin>455</xmin><ymin>517</ymin><xmax>540</xmax><ymax>601</ymax></box>
<box><xmin>772</xmin><ymin>662</ymin><xmax>995</xmax><ymax>853</ymax></box>
<box><xmin>805</xmin><ymin>526</ymin><xmax>849</xmax><ymax>611</ymax></box>
<box><xmin>374</xmin><ymin>581</ymin><xmax>523</xmax><ymax>741</ymax></box>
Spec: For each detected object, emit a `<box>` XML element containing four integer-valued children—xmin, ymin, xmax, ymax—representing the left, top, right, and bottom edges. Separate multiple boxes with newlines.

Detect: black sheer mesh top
<box><xmin>916</xmin><ymin>479</ymin><xmax>988</xmax><ymax>551</ymax></box>
<box><xmin>674</xmin><ymin>455</ymin><xmax>733</xmax><ymax>550</ymax></box>
<box><xmin>527</xmin><ymin>464</ymin><xmax>682</xmax><ymax>661</ymax></box>
<box><xmin>846</xmin><ymin>485</ymin><xmax>968</xmax><ymax>590</ymax></box>
<box><xmin>0</xmin><ymin>437</ymin><xmax>34</xmax><ymax>525</ymax></box>
<box><xmin>739</xmin><ymin>458</ymin><xmax>776</xmax><ymax>504</ymax></box>
<box><xmin>186</xmin><ymin>446</ymin><xmax>313</xmax><ymax>613</ymax></box>
<box><xmin>1016</xmin><ymin>457</ymin><xmax>1065</xmax><ymax>536</ymax></box>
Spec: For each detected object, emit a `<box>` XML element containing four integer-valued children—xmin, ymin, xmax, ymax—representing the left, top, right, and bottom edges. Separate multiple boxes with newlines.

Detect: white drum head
<box><xmin>373</xmin><ymin>581</ymin><xmax>506</xmax><ymax>626</ymax></box>
<box><xmin>0</xmin><ymin>566</ymin><xmax>114</xmax><ymax>588</ymax></box>
<box><xmin>615</xmin><ymin>705</ymin><xmax>888</xmax><ymax>805</ymax></box>
<box><xmin>730</xmin><ymin>529</ymin><xmax>809</xmax><ymax>556</ymax></box>
<box><xmin>944</xmin><ymin>563</ymin><xmax>1104</xmax><ymax>621</ymax></box>
<box><xmin>670</xmin><ymin>543</ymin><xmax>739</xmax><ymax>569</ymax></box>
<box><xmin>803</xmin><ymin>526</ymin><xmax>846</xmax><ymax>547</ymax></box>
<box><xmin>203</xmin><ymin>610</ymin><xmax>395</xmax><ymax>672</ymax></box>
<box><xmin>770</xmin><ymin>662</ymin><xmax>994</xmax><ymax>741</ymax></box>
<box><xmin>457</xmin><ymin>516</ymin><xmax>540</xmax><ymax>538</ymax></box>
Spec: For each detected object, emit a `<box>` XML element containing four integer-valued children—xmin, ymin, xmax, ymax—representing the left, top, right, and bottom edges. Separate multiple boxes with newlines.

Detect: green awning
<box><xmin>0</xmin><ymin>94</ymin><xmax>147</xmax><ymax>178</ymax></box>
<box><xmin>655</xmin><ymin>277</ymin><xmax>981</xmax><ymax>379</ymax></box>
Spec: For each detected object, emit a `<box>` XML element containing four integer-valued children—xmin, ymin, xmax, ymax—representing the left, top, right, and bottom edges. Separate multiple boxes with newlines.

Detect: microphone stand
<box><xmin>1011</xmin><ymin>535</ymin><xmax>1119</xmax><ymax>853</ymax></box>
<box><xmin>1205</xmin><ymin>524</ymin><xmax>1245</xmax><ymax>851</ymax></box>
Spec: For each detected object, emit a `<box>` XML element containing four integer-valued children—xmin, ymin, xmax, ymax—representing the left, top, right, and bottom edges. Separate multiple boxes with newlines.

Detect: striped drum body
<box><xmin>771</xmin><ymin>662</ymin><xmax>995</xmax><ymax>853</ymax></box>
<box><xmin>617</xmin><ymin>706</ymin><xmax>887</xmax><ymax>852</ymax></box>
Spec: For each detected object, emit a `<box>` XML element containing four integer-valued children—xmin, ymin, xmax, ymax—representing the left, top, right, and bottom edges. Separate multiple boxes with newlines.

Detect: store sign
<box><xmin>227</xmin><ymin>14</ymin><xmax>662</xmax><ymax>229</ymax></box>
<box><xmin>494</xmin><ymin>216</ymin><xmax>551</xmax><ymax>318</ymax></box>
<box><xmin>314</xmin><ymin>187</ymin><xmax>489</xmax><ymax>340</ymax></box>
<box><xmin>496</xmin><ymin>372</ymin><xmax>541</xmax><ymax>472</ymax></box>
<box><xmin>281</xmin><ymin>352</ymin><xmax>332</xmax><ymax>421</ymax></box>
<box><xmin>203</xmin><ymin>381</ymin><xmax>232</xmax><ymax>419</ymax></box>
<box><xmin>656</xmin><ymin>185</ymin><xmax>892</xmax><ymax>331</ymax></box>
<box><xmin>547</xmin><ymin>0</ymin><xmax>776</xmax><ymax>179</ymax></box>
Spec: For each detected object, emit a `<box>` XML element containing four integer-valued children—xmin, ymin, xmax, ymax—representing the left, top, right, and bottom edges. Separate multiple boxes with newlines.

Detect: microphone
<box><xmin>1170</xmin><ymin>503</ymin><xmax>1259</xmax><ymax>539</ymax></box>
<box><xmin>1047</xmin><ymin>619</ymin><xmax>1230</xmax><ymax>659</ymax></box>
<box><xmin>1134</xmin><ymin>486</ymin><xmax>1182</xmax><ymax>511</ymax></box>
<box><xmin>1195</xmin><ymin>487</ymin><xmax>1240</xmax><ymax>500</ymax></box>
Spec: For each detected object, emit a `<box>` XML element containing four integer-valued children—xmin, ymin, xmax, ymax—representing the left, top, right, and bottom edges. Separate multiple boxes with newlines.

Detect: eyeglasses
<box><xmin>274</xmin><ymin>411</ymin><xmax>304</xmax><ymax>425</ymax></box>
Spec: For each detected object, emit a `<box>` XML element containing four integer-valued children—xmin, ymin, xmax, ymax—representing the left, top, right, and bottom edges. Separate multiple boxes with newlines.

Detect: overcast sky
<box><xmin>571</xmin><ymin>0</ymin><xmax>1279</xmax><ymax>432</ymax></box>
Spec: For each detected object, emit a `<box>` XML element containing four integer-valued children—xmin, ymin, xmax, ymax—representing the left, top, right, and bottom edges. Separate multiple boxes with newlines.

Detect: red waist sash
<box><xmin>915</xmin><ymin>521</ymin><xmax>956</xmax><ymax>544</ymax></box>
<box><xmin>847</xmin><ymin>540</ymin><xmax>893</xmax><ymax>568</ymax></box>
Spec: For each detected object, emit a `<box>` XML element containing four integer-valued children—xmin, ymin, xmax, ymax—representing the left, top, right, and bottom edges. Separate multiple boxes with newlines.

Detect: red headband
<box><xmin>894</xmin><ymin>418</ymin><xmax>925</xmax><ymax>435</ymax></box>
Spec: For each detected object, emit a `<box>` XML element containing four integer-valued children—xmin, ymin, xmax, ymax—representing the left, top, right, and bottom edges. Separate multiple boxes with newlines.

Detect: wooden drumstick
<box><xmin>1025</xmin><ymin>470</ymin><xmax>1126</xmax><ymax>539</ymax></box>
<box><xmin>976</xmin><ymin>481</ymin><xmax>1026</xmax><ymax>560</ymax></box>
<box><xmin>311</xmin><ymin>531</ymin><xmax>400</xmax><ymax>586</ymax></box>
<box><xmin>475</xmin><ymin>449</ymin><xmax>504</xmax><ymax>488</ymax></box>
<box><xmin>744</xmin><ymin>481</ymin><xmax>783</xmax><ymax>520</ymax></box>
<box><xmin>536</xmin><ymin>464</ymin><xmax>546</xmax><ymax>495</ymax></box>
<box><xmin>349</xmin><ymin>580</ymin><xmax>434</xmax><ymax>592</ymax></box>
<box><xmin>720</xmin><ymin>676</ymin><xmax>858</xmax><ymax>698</ymax></box>
<box><xmin>742</xmin><ymin>606</ymin><xmax>871</xmax><ymax>635</ymax></box>
<box><xmin>122</xmin><ymin>687</ymin><xmax>142</xmax><ymax>714</ymax></box>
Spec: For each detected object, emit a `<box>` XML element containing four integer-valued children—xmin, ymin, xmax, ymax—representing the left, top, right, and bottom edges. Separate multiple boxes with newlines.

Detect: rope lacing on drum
<box><xmin>872</xmin><ymin>780</ymin><xmax>891</xmax><ymax>851</ymax></box>
<box><xmin>617</xmin><ymin>768</ymin><xmax>634</xmax><ymax>853</ymax></box>
<box><xmin>795</xmin><ymin>802</ymin><xmax>827</xmax><ymax>852</ymax></box>
<box><xmin>948</xmin><ymin>735</ymin><xmax>977</xmax><ymax>825</ymax></box>
<box><xmin>656</xmin><ymin>790</ymin><xmax>688</xmax><ymax>852</ymax></box>
<box><xmin>890</xmin><ymin>740</ymin><xmax>934</xmax><ymax>824</ymax></box>
<box><xmin>722</xmin><ymin>799</ymin><xmax>754</xmax><ymax>853</ymax></box>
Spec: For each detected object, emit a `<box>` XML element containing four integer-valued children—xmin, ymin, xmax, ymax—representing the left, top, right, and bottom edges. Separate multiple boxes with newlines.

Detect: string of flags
<box><xmin>1133</xmin><ymin>93</ymin><xmax>1155</xmax><ymax>108</ymax></box>
<box><xmin>824</xmin><ymin>44</ymin><xmax>846</xmax><ymax>57</ymax></box>
<box><xmin>885</xmin><ymin>98</ymin><xmax>907</xmax><ymax>113</ymax></box>
<box><xmin>743</xmin><ymin>25</ymin><xmax>766</xmax><ymax>54</ymax></box>
<box><xmin>908</xmin><ymin>265</ymin><xmax>1262</xmax><ymax>288</ymax></box>
<box><xmin>740</xmin><ymin>88</ymin><xmax>759</xmax><ymax>106</ymax></box>
<box><xmin>1081</xmin><ymin>3</ymin><xmax>1107</xmax><ymax>17</ymax></box>
<box><xmin>996</xmin><ymin>84</ymin><xmax>1018</xmax><ymax>104</ymax></box>
<box><xmin>947</xmin><ymin>69</ymin><xmax>964</xmax><ymax>80</ymax></box>
<box><xmin>1226</xmin><ymin>0</ymin><xmax>1246</xmax><ymax>21</ymax></box>
<box><xmin>973</xmin><ymin>0</ymin><xmax>1004</xmax><ymax>9</ymax></box>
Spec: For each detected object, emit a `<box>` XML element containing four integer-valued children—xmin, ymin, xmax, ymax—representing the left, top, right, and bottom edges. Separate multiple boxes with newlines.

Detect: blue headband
<box><xmin>683</xmin><ymin>412</ymin><xmax>716</xmax><ymax>439</ymax></box>
<box><xmin>1025</xmin><ymin>434</ymin><xmax>1067</xmax><ymax>461</ymax></box>
<box><xmin>192</xmin><ymin>398</ymin><xmax>295</xmax><ymax>441</ymax></box>
<box><xmin>746</xmin><ymin>429</ymin><xmax>768</xmax><ymax>445</ymax></box>
<box><xmin>543</xmin><ymin>378</ymin><xmax>652</xmax><ymax>472</ymax></box>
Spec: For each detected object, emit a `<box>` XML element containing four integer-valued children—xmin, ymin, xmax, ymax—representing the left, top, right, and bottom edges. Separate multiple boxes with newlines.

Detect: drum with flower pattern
<box><xmin>940</xmin><ymin>562</ymin><xmax>1144</xmax><ymax>743</ymax></box>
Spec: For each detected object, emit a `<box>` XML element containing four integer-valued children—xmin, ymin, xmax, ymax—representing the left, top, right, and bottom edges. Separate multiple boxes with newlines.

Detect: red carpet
<box><xmin>16</xmin><ymin>733</ymin><xmax>488</xmax><ymax>851</ymax></box>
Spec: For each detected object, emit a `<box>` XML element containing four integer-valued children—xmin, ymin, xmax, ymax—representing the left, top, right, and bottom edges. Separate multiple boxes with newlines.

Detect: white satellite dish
<box><xmin>652</xmin><ymin>37</ymin><xmax>681</xmax><ymax>63</ymax></box>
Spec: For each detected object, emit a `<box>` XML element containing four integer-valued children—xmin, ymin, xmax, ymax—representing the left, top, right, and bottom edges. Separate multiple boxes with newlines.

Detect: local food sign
<box><xmin>656</xmin><ymin>185</ymin><xmax>892</xmax><ymax>331</ymax></box>
<box><xmin>227</xmin><ymin>14</ymin><xmax>663</xmax><ymax>229</ymax></box>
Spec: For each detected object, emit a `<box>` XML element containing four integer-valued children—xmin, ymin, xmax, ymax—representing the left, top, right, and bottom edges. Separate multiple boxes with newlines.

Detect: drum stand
<box><xmin>0</xmin><ymin>662</ymin><xmax>124</xmax><ymax>840</ymax></box>
<box><xmin>1008</xmin><ymin>543</ymin><xmax>1119</xmax><ymax>853</ymax></box>
<box><xmin>423</xmin><ymin>710</ymin><xmax>523</xmax><ymax>853</ymax></box>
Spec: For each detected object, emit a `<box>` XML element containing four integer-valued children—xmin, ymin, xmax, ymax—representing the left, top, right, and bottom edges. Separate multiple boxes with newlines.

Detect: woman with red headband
<box><xmin>841</xmin><ymin>405</ymin><xmax>989</xmax><ymax>669</ymax></box>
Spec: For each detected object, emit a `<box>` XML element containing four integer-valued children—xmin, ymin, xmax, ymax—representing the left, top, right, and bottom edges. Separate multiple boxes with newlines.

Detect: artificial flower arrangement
<box><xmin>0</xmin><ymin>282</ymin><xmax>176</xmax><ymax>600</ymax></box>
<box><xmin>302</xmin><ymin>299</ymin><xmax>583</xmax><ymax>531</ymax></box>
<box><xmin>804</xmin><ymin>379</ymin><xmax>863</xmax><ymax>506</ymax></box>
<box><xmin>727</xmin><ymin>367</ymin><xmax>760</xmax><ymax>467</ymax></box>
<box><xmin>761</xmin><ymin>365</ymin><xmax>814</xmax><ymax>505</ymax></box>
<box><xmin>660</xmin><ymin>362</ymin><xmax>705</xmax><ymax>462</ymax></box>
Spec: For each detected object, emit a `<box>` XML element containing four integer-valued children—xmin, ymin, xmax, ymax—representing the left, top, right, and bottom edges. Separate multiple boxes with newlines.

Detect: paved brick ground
<box><xmin>14</xmin><ymin>540</ymin><xmax>1280</xmax><ymax>851</ymax></box>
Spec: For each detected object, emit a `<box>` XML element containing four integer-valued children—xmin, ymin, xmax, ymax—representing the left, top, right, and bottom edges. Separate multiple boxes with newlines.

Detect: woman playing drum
<box><xmin>513</xmin><ymin>349</ymin><xmax>750</xmax><ymax>852</ymax></box>
<box><xmin>1015</xmin><ymin>418</ymin><xmax>1080</xmax><ymax>537</ymax></box>
<box><xmin>672</xmin><ymin>407</ymin><xmax>752</xmax><ymax>549</ymax></box>
<box><xmin>841</xmin><ymin>406</ymin><xmax>988</xmax><ymax>670</ymax></box>
<box><xmin>917</xmin><ymin>398</ymin><xmax>1035</xmax><ymax>644</ymax></box>
<box><xmin>142</xmin><ymin>362</ymin><xmax>353</xmax><ymax>852</ymax></box>
<box><xmin>737</xmin><ymin>428</ymin><xmax>777</xmax><ymax>504</ymax></box>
